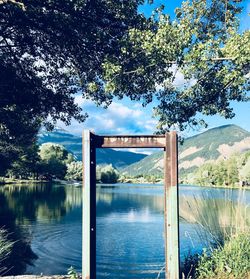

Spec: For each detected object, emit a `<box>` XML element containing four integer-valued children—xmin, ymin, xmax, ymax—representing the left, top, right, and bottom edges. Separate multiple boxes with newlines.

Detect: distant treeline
<box><xmin>1</xmin><ymin>142</ymin><xmax>120</xmax><ymax>184</ymax></box>
<box><xmin>4</xmin><ymin>143</ymin><xmax>74</xmax><ymax>181</ymax></box>
<box><xmin>183</xmin><ymin>151</ymin><xmax>250</xmax><ymax>187</ymax></box>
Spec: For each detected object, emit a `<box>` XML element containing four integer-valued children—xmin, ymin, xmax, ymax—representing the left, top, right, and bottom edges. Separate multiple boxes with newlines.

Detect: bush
<box><xmin>196</xmin><ymin>234</ymin><xmax>250</xmax><ymax>279</ymax></box>
<box><xmin>96</xmin><ymin>165</ymin><xmax>119</xmax><ymax>183</ymax></box>
<box><xmin>65</xmin><ymin>161</ymin><xmax>82</xmax><ymax>181</ymax></box>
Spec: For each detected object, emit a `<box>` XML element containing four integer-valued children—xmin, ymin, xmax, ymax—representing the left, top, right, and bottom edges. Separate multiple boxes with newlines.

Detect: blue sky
<box><xmin>59</xmin><ymin>0</ymin><xmax>250</xmax><ymax>140</ymax></box>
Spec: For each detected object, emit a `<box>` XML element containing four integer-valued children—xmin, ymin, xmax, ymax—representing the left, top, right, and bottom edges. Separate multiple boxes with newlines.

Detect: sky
<box><xmin>58</xmin><ymin>0</ymin><xmax>250</xmax><ymax>142</ymax></box>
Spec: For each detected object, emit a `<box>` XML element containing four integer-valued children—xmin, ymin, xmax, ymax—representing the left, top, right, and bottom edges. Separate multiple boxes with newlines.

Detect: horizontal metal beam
<box><xmin>93</xmin><ymin>135</ymin><xmax>166</xmax><ymax>148</ymax></box>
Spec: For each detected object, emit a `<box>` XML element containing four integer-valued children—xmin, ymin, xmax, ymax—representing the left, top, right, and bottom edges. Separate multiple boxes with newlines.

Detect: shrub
<box><xmin>96</xmin><ymin>165</ymin><xmax>119</xmax><ymax>183</ymax></box>
<box><xmin>196</xmin><ymin>234</ymin><xmax>250</xmax><ymax>279</ymax></box>
<box><xmin>66</xmin><ymin>161</ymin><xmax>82</xmax><ymax>181</ymax></box>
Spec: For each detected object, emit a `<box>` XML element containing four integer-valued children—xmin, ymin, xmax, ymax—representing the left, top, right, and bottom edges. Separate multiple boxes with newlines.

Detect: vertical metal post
<box><xmin>82</xmin><ymin>130</ymin><xmax>96</xmax><ymax>279</ymax></box>
<box><xmin>164</xmin><ymin>131</ymin><xmax>180</xmax><ymax>279</ymax></box>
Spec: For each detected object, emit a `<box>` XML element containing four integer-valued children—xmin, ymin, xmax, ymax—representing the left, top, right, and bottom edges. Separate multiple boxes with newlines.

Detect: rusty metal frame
<box><xmin>82</xmin><ymin>131</ymin><xmax>179</xmax><ymax>279</ymax></box>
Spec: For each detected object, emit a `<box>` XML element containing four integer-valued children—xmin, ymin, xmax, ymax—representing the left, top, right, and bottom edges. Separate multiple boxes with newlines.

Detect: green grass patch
<box><xmin>196</xmin><ymin>233</ymin><xmax>250</xmax><ymax>279</ymax></box>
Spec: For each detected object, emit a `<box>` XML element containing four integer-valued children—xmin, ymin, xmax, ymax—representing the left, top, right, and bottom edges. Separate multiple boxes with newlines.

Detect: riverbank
<box><xmin>0</xmin><ymin>178</ymin><xmax>48</xmax><ymax>185</ymax></box>
<box><xmin>0</xmin><ymin>178</ymin><xmax>71</xmax><ymax>186</ymax></box>
<box><xmin>117</xmin><ymin>179</ymin><xmax>250</xmax><ymax>190</ymax></box>
<box><xmin>1</xmin><ymin>176</ymin><xmax>250</xmax><ymax>191</ymax></box>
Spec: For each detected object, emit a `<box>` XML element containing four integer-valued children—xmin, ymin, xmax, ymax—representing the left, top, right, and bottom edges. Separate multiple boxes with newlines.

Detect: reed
<box><xmin>180</xmin><ymin>189</ymin><xmax>250</xmax><ymax>246</ymax></box>
<box><xmin>0</xmin><ymin>228</ymin><xmax>14</xmax><ymax>275</ymax></box>
<box><xmin>180</xmin><ymin>189</ymin><xmax>250</xmax><ymax>278</ymax></box>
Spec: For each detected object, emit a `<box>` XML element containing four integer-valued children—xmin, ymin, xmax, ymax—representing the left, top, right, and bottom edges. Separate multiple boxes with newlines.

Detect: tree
<box><xmin>239</xmin><ymin>157</ymin><xmax>250</xmax><ymax>183</ymax></box>
<box><xmin>226</xmin><ymin>156</ymin><xmax>239</xmax><ymax>186</ymax></box>
<box><xmin>0</xmin><ymin>0</ymin><xmax>146</xmax><ymax>173</ymax></box>
<box><xmin>0</xmin><ymin>0</ymin><xmax>145</xmax><ymax>125</ymax></box>
<box><xmin>6</xmin><ymin>143</ymin><xmax>40</xmax><ymax>179</ymax></box>
<box><xmin>96</xmin><ymin>164</ymin><xmax>119</xmax><ymax>184</ymax></box>
<box><xmin>98</xmin><ymin>0</ymin><xmax>250</xmax><ymax>132</ymax></box>
<box><xmin>65</xmin><ymin>161</ymin><xmax>82</xmax><ymax>181</ymax></box>
<box><xmin>39</xmin><ymin>143</ymin><xmax>74</xmax><ymax>179</ymax></box>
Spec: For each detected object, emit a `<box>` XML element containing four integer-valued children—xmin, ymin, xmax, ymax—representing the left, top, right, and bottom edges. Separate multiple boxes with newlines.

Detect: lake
<box><xmin>0</xmin><ymin>183</ymin><xmax>249</xmax><ymax>277</ymax></box>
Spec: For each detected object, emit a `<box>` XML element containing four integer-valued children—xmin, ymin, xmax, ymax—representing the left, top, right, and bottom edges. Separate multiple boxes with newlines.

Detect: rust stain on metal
<box><xmin>93</xmin><ymin>135</ymin><xmax>166</xmax><ymax>148</ymax></box>
<box><xmin>170</xmin><ymin>131</ymin><xmax>178</xmax><ymax>187</ymax></box>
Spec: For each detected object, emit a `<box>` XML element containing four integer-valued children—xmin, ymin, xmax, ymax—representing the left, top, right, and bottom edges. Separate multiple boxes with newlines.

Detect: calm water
<box><xmin>0</xmin><ymin>183</ymin><xmax>249</xmax><ymax>277</ymax></box>
<box><xmin>96</xmin><ymin>184</ymin><xmax>249</xmax><ymax>278</ymax></box>
<box><xmin>0</xmin><ymin>183</ymin><xmax>82</xmax><ymax>275</ymax></box>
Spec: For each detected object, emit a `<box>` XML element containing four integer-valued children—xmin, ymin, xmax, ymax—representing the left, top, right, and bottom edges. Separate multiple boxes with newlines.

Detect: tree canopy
<box><xmin>39</xmin><ymin>143</ymin><xmax>74</xmax><ymax>179</ymax></box>
<box><xmin>0</xmin><ymin>0</ymin><xmax>145</xmax><ymax>129</ymax></box>
<box><xmin>96</xmin><ymin>164</ymin><xmax>120</xmax><ymax>183</ymax></box>
<box><xmin>99</xmin><ymin>0</ymin><xmax>250</xmax><ymax>132</ymax></box>
<box><xmin>0</xmin><ymin>0</ymin><xmax>145</xmax><ymax>173</ymax></box>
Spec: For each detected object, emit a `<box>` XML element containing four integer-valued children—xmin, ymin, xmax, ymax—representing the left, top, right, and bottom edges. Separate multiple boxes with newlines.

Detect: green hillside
<box><xmin>122</xmin><ymin>125</ymin><xmax>250</xmax><ymax>177</ymax></box>
<box><xmin>38</xmin><ymin>128</ymin><xmax>147</xmax><ymax>169</ymax></box>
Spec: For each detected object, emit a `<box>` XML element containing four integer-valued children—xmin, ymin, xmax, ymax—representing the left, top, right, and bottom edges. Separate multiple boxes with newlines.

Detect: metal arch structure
<box><xmin>82</xmin><ymin>131</ymin><xmax>180</xmax><ymax>279</ymax></box>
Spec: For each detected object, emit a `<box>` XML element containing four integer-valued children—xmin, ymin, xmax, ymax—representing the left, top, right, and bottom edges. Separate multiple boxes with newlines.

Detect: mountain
<box><xmin>122</xmin><ymin>125</ymin><xmax>250</xmax><ymax>177</ymax></box>
<box><xmin>38</xmin><ymin>128</ymin><xmax>147</xmax><ymax>169</ymax></box>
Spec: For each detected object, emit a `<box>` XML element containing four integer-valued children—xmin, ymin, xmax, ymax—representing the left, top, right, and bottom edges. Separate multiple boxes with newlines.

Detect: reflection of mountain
<box><xmin>96</xmin><ymin>187</ymin><xmax>250</xmax><ymax>225</ymax></box>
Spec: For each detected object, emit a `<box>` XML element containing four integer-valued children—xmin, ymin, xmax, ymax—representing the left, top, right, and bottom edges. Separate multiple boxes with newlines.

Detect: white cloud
<box><xmin>172</xmin><ymin>69</ymin><xmax>186</xmax><ymax>87</ymax></box>
<box><xmin>144</xmin><ymin>119</ymin><xmax>158</xmax><ymax>131</ymax></box>
<box><xmin>154</xmin><ymin>65</ymin><xmax>197</xmax><ymax>90</ymax></box>
<box><xmin>108</xmin><ymin>102</ymin><xmax>143</xmax><ymax>118</ymax></box>
<box><xmin>94</xmin><ymin>116</ymin><xmax>115</xmax><ymax>130</ymax></box>
<box><xmin>120</xmin><ymin>148</ymin><xmax>156</xmax><ymax>155</ymax></box>
<box><xmin>171</xmin><ymin>65</ymin><xmax>197</xmax><ymax>87</ymax></box>
<box><xmin>74</xmin><ymin>95</ymin><xmax>86</xmax><ymax>106</ymax></box>
<box><xmin>69</xmin><ymin>100</ymin><xmax>156</xmax><ymax>135</ymax></box>
<box><xmin>133</xmin><ymin>103</ymin><xmax>143</xmax><ymax>109</ymax></box>
<box><xmin>56</xmin><ymin>93</ymin><xmax>159</xmax><ymax>137</ymax></box>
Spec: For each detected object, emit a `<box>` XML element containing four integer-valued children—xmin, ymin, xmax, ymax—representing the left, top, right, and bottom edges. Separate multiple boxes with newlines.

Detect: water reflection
<box><xmin>0</xmin><ymin>183</ymin><xmax>82</xmax><ymax>275</ymax></box>
<box><xmin>0</xmin><ymin>183</ymin><xmax>249</xmax><ymax>277</ymax></box>
<box><xmin>96</xmin><ymin>185</ymin><xmax>250</xmax><ymax>278</ymax></box>
<box><xmin>96</xmin><ymin>186</ymin><xmax>168</xmax><ymax>279</ymax></box>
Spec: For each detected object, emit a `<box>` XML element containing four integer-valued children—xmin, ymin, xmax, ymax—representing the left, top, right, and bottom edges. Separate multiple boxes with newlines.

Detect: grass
<box><xmin>196</xmin><ymin>234</ymin><xmax>250</xmax><ymax>279</ymax></box>
<box><xmin>180</xmin><ymin>189</ymin><xmax>250</xmax><ymax>278</ymax></box>
<box><xmin>0</xmin><ymin>228</ymin><xmax>14</xmax><ymax>275</ymax></box>
<box><xmin>180</xmin><ymin>189</ymin><xmax>250</xmax><ymax>246</ymax></box>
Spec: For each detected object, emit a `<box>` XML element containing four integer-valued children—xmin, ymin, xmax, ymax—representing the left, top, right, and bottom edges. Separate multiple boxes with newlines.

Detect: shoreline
<box><xmin>1</xmin><ymin>178</ymin><xmax>250</xmax><ymax>191</ymax></box>
<box><xmin>0</xmin><ymin>179</ymin><xmax>50</xmax><ymax>186</ymax></box>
